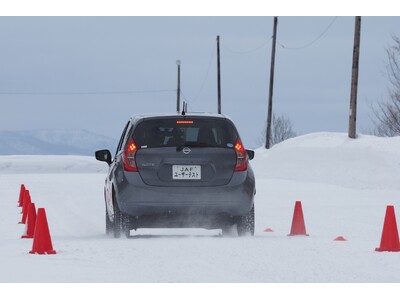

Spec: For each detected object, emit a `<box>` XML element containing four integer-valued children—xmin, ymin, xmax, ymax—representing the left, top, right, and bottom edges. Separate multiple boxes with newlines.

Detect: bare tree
<box><xmin>373</xmin><ymin>35</ymin><xmax>400</xmax><ymax>136</ymax></box>
<box><xmin>260</xmin><ymin>113</ymin><xmax>297</xmax><ymax>147</ymax></box>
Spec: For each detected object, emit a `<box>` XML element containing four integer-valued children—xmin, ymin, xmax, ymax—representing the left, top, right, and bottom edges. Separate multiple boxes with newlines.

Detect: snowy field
<box><xmin>1</xmin><ymin>132</ymin><xmax>400</xmax><ymax>296</ymax></box>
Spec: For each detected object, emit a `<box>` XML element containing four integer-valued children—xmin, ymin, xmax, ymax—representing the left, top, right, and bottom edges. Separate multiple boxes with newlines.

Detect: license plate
<box><xmin>172</xmin><ymin>165</ymin><xmax>201</xmax><ymax>180</ymax></box>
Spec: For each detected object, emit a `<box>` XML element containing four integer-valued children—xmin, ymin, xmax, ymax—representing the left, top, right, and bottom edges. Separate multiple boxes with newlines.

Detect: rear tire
<box><xmin>106</xmin><ymin>207</ymin><xmax>113</xmax><ymax>235</ymax></box>
<box><xmin>113</xmin><ymin>193</ymin><xmax>130</xmax><ymax>238</ymax></box>
<box><xmin>236</xmin><ymin>205</ymin><xmax>255</xmax><ymax>237</ymax></box>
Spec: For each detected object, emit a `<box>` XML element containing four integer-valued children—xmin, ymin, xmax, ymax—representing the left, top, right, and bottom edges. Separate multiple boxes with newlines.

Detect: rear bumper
<box><xmin>116</xmin><ymin>169</ymin><xmax>255</xmax><ymax>219</ymax></box>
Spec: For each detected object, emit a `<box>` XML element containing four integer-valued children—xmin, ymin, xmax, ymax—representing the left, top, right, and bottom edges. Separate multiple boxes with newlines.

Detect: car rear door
<box><xmin>133</xmin><ymin>116</ymin><xmax>239</xmax><ymax>187</ymax></box>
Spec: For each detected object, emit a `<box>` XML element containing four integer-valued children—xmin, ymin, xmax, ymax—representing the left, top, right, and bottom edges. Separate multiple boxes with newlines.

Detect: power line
<box><xmin>0</xmin><ymin>89</ymin><xmax>176</xmax><ymax>96</ymax></box>
<box><xmin>179</xmin><ymin>89</ymin><xmax>190</xmax><ymax>106</ymax></box>
<box><xmin>278</xmin><ymin>17</ymin><xmax>338</xmax><ymax>50</ymax></box>
<box><xmin>221</xmin><ymin>36</ymin><xmax>273</xmax><ymax>55</ymax></box>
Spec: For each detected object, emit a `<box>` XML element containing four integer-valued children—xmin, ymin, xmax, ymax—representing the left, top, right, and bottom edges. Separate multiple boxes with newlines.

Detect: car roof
<box><xmin>129</xmin><ymin>112</ymin><xmax>235</xmax><ymax>124</ymax></box>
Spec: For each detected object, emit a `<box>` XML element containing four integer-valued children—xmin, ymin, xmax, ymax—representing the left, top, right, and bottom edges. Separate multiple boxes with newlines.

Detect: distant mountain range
<box><xmin>0</xmin><ymin>129</ymin><xmax>117</xmax><ymax>156</ymax></box>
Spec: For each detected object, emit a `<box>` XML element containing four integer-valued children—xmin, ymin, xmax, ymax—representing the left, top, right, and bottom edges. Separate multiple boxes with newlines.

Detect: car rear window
<box><xmin>132</xmin><ymin>117</ymin><xmax>238</xmax><ymax>149</ymax></box>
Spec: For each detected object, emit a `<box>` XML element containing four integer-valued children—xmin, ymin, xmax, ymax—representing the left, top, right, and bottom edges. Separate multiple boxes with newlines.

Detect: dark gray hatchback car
<box><xmin>95</xmin><ymin>113</ymin><xmax>256</xmax><ymax>238</ymax></box>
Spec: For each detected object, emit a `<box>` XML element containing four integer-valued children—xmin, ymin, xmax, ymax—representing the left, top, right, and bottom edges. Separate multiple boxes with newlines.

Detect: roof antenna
<box><xmin>181</xmin><ymin>101</ymin><xmax>187</xmax><ymax>116</ymax></box>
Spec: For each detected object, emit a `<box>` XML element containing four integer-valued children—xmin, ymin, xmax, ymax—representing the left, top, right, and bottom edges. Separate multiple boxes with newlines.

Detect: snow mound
<box><xmin>253</xmin><ymin>132</ymin><xmax>400</xmax><ymax>190</ymax></box>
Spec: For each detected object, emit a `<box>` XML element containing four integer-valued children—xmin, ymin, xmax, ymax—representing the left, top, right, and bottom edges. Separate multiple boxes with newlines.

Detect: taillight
<box><xmin>234</xmin><ymin>138</ymin><xmax>248</xmax><ymax>171</ymax></box>
<box><xmin>123</xmin><ymin>138</ymin><xmax>138</xmax><ymax>172</ymax></box>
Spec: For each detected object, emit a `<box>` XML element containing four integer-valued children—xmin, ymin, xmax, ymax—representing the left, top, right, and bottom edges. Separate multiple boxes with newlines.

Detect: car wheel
<box><xmin>113</xmin><ymin>193</ymin><xmax>130</xmax><ymax>238</ymax></box>
<box><xmin>105</xmin><ymin>206</ymin><xmax>113</xmax><ymax>235</ymax></box>
<box><xmin>236</xmin><ymin>205</ymin><xmax>255</xmax><ymax>237</ymax></box>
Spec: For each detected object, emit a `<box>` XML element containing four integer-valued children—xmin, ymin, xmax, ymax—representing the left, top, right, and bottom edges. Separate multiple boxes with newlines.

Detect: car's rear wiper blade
<box><xmin>176</xmin><ymin>142</ymin><xmax>215</xmax><ymax>152</ymax></box>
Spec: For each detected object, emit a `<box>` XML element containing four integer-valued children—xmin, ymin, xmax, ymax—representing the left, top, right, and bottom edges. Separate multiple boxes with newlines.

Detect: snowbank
<box><xmin>254</xmin><ymin>132</ymin><xmax>400</xmax><ymax>190</ymax></box>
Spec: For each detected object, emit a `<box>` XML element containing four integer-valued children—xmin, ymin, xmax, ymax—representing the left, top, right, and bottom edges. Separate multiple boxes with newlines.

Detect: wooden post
<box><xmin>266</xmin><ymin>17</ymin><xmax>278</xmax><ymax>149</ymax></box>
<box><xmin>176</xmin><ymin>60</ymin><xmax>181</xmax><ymax>113</ymax></box>
<box><xmin>348</xmin><ymin>16</ymin><xmax>361</xmax><ymax>139</ymax></box>
<box><xmin>217</xmin><ymin>35</ymin><xmax>222</xmax><ymax>114</ymax></box>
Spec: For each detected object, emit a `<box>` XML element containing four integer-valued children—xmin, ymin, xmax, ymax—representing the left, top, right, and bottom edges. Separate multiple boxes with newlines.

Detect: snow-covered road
<box><xmin>1</xmin><ymin>133</ymin><xmax>400</xmax><ymax>284</ymax></box>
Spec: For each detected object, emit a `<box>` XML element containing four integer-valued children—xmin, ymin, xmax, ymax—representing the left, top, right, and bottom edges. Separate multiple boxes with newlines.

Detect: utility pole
<box><xmin>265</xmin><ymin>16</ymin><xmax>278</xmax><ymax>149</ymax></box>
<box><xmin>217</xmin><ymin>35</ymin><xmax>222</xmax><ymax>114</ymax></box>
<box><xmin>348</xmin><ymin>16</ymin><xmax>361</xmax><ymax>139</ymax></box>
<box><xmin>176</xmin><ymin>60</ymin><xmax>181</xmax><ymax>113</ymax></box>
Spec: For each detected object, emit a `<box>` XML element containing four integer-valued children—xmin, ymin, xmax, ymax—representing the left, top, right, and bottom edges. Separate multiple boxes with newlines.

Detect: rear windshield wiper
<box><xmin>176</xmin><ymin>142</ymin><xmax>215</xmax><ymax>152</ymax></box>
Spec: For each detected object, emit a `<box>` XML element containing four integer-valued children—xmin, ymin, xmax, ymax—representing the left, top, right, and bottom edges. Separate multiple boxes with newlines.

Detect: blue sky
<box><xmin>0</xmin><ymin>14</ymin><xmax>399</xmax><ymax>148</ymax></box>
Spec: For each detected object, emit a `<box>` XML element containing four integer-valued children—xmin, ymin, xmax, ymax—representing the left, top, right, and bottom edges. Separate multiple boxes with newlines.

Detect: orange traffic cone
<box><xmin>29</xmin><ymin>208</ymin><xmax>56</xmax><ymax>255</ymax></box>
<box><xmin>22</xmin><ymin>203</ymin><xmax>36</xmax><ymax>239</ymax></box>
<box><xmin>375</xmin><ymin>205</ymin><xmax>400</xmax><ymax>252</ymax></box>
<box><xmin>20</xmin><ymin>189</ymin><xmax>31</xmax><ymax>213</ymax></box>
<box><xmin>288</xmin><ymin>201</ymin><xmax>309</xmax><ymax>236</ymax></box>
<box><xmin>334</xmin><ymin>236</ymin><xmax>347</xmax><ymax>241</ymax></box>
<box><xmin>18</xmin><ymin>184</ymin><xmax>26</xmax><ymax>207</ymax></box>
<box><xmin>19</xmin><ymin>190</ymin><xmax>31</xmax><ymax>224</ymax></box>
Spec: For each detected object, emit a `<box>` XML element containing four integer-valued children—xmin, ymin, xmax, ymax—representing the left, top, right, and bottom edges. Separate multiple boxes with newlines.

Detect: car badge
<box><xmin>182</xmin><ymin>147</ymin><xmax>191</xmax><ymax>154</ymax></box>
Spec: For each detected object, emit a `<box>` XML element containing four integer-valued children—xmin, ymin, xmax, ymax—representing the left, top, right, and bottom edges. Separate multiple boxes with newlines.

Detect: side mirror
<box><xmin>95</xmin><ymin>149</ymin><xmax>112</xmax><ymax>165</ymax></box>
<box><xmin>246</xmin><ymin>149</ymin><xmax>255</xmax><ymax>160</ymax></box>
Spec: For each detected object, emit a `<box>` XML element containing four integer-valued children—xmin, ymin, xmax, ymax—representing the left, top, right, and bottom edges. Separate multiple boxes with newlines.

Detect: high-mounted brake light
<box><xmin>123</xmin><ymin>138</ymin><xmax>138</xmax><ymax>172</ymax></box>
<box><xmin>234</xmin><ymin>138</ymin><xmax>248</xmax><ymax>172</ymax></box>
<box><xmin>176</xmin><ymin>120</ymin><xmax>194</xmax><ymax>124</ymax></box>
